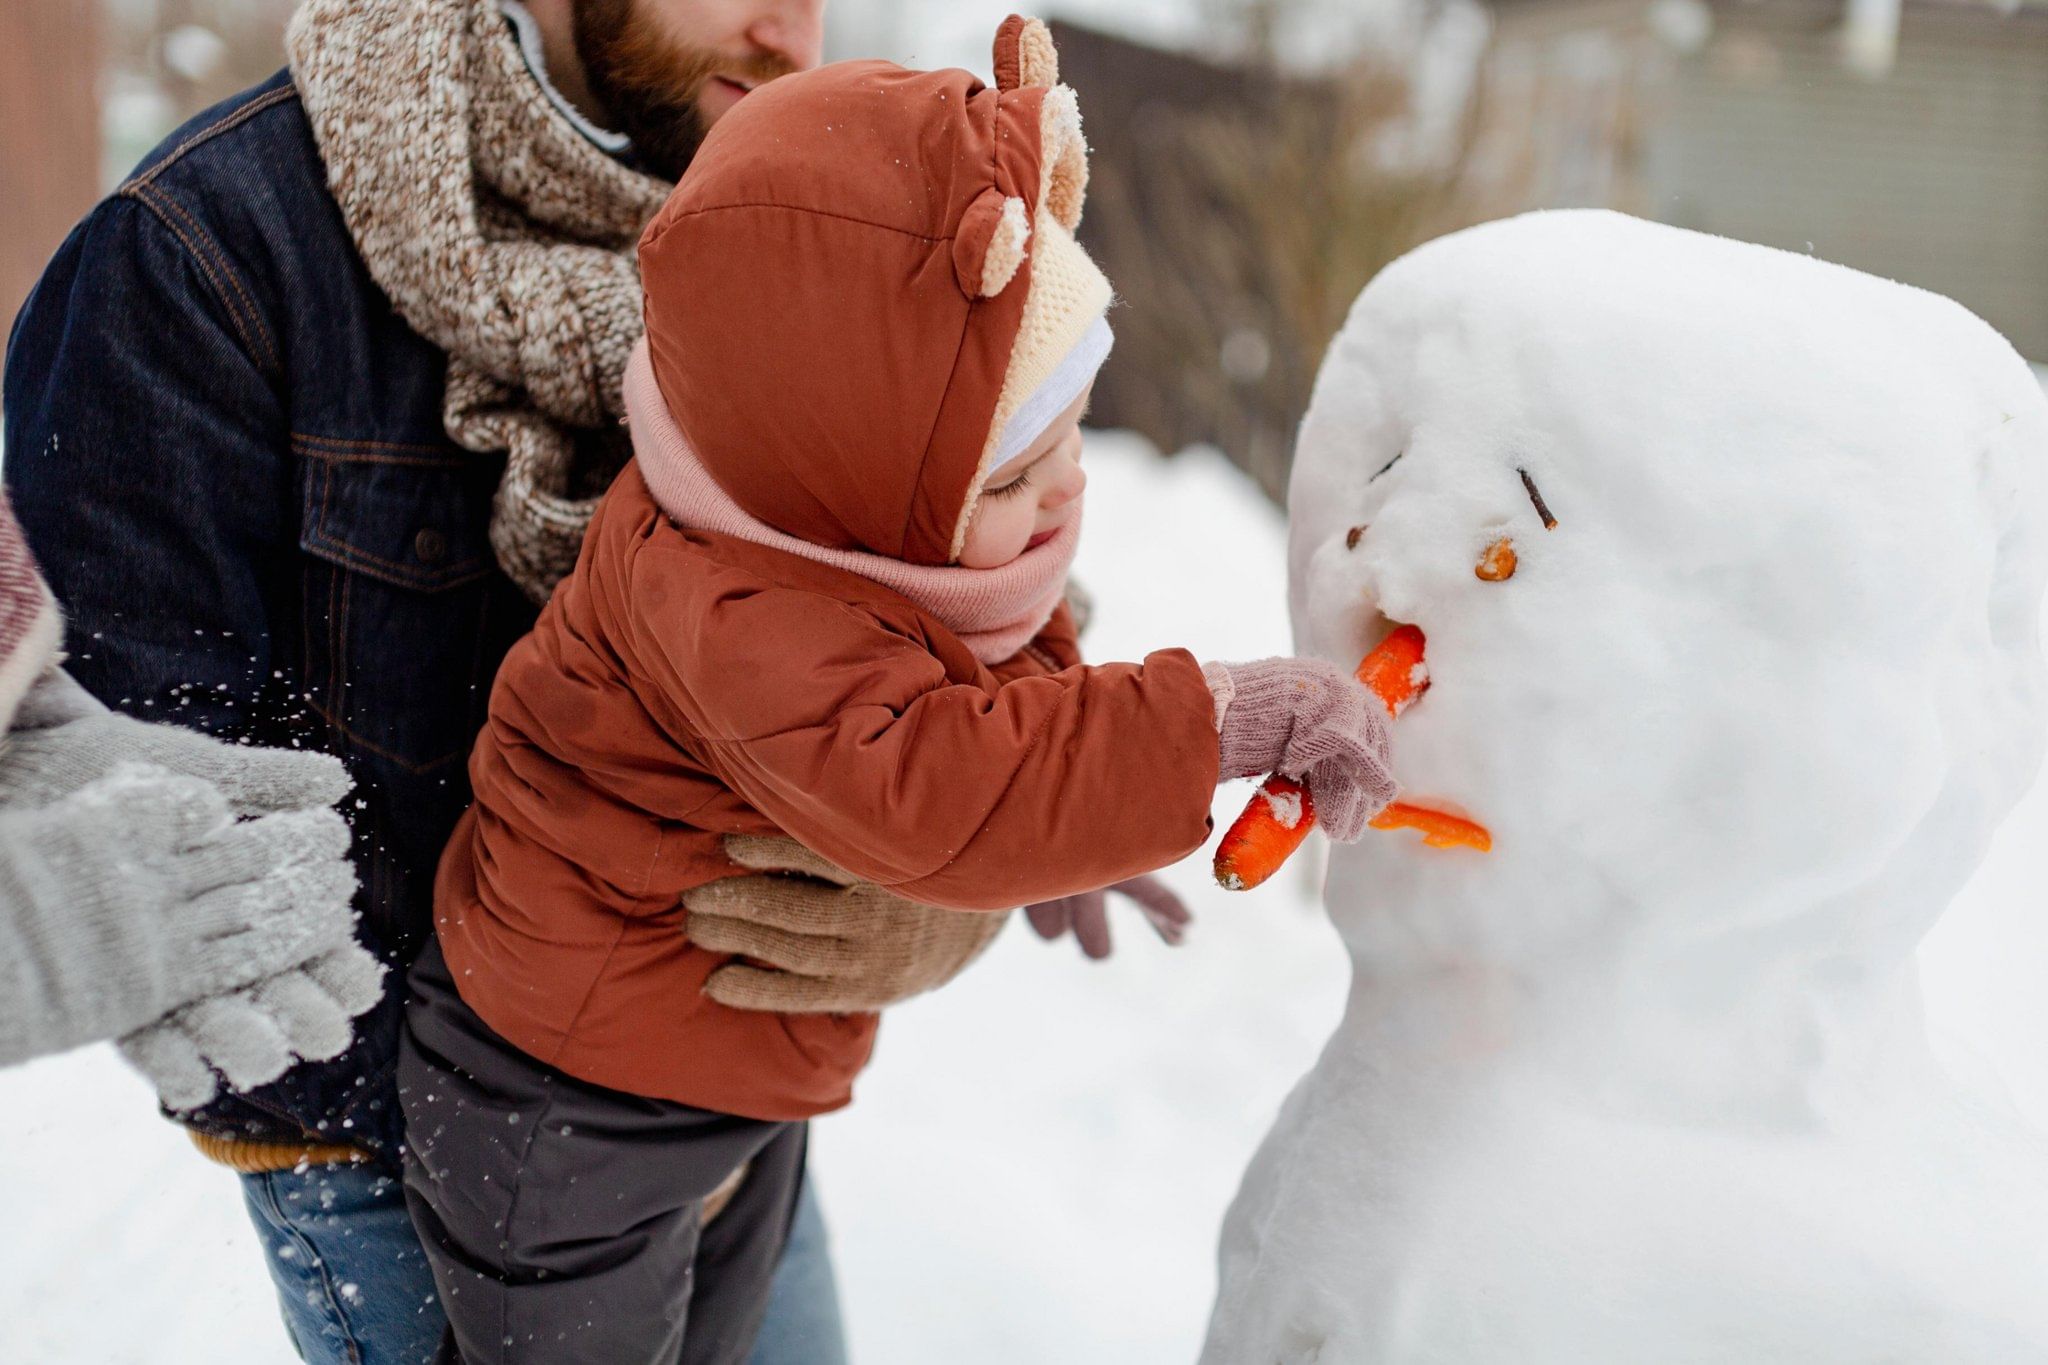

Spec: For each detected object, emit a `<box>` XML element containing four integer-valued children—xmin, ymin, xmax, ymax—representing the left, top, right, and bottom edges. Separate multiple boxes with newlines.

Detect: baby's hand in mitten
<box><xmin>1026</xmin><ymin>874</ymin><xmax>1191</xmax><ymax>959</ymax></box>
<box><xmin>1201</xmin><ymin>657</ymin><xmax>1398</xmax><ymax>842</ymax></box>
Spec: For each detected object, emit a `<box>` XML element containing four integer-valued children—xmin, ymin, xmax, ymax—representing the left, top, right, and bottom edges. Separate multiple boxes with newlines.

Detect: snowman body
<box><xmin>1202</xmin><ymin>211</ymin><xmax>2048</xmax><ymax>1364</ymax></box>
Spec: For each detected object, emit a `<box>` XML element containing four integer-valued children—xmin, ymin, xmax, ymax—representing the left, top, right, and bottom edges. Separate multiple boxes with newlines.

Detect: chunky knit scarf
<box><xmin>0</xmin><ymin>495</ymin><xmax>61</xmax><ymax>736</ymax></box>
<box><xmin>625</xmin><ymin>343</ymin><xmax>1079</xmax><ymax>666</ymax></box>
<box><xmin>287</xmin><ymin>0</ymin><xmax>672</xmax><ymax>602</ymax></box>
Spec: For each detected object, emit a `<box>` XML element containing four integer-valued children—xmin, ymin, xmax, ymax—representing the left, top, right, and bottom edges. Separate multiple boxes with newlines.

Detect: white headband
<box><xmin>993</xmin><ymin>316</ymin><xmax>1115</xmax><ymax>467</ymax></box>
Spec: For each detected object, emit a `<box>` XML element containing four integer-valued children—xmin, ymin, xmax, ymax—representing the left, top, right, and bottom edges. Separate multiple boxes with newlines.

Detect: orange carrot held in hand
<box><xmin>1213</xmin><ymin>624</ymin><xmax>1490</xmax><ymax>890</ymax></box>
<box><xmin>1213</xmin><ymin>776</ymin><xmax>1314</xmax><ymax>891</ymax></box>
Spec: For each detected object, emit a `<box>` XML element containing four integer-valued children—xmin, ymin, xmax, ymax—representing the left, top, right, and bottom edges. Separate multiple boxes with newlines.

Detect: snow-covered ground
<box><xmin>0</xmin><ymin>431</ymin><xmax>2041</xmax><ymax>1362</ymax></box>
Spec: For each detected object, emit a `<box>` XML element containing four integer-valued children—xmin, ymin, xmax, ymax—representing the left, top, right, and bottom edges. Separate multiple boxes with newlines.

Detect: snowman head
<box><xmin>1292</xmin><ymin>212</ymin><xmax>2047</xmax><ymax>996</ymax></box>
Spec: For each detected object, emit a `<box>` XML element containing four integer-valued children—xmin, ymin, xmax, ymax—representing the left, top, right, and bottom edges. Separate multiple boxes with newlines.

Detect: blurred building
<box><xmin>2</xmin><ymin>6</ymin><xmax>102</xmax><ymax>332</ymax></box>
<box><xmin>1052</xmin><ymin>18</ymin><xmax>1487</xmax><ymax>503</ymax></box>
<box><xmin>1480</xmin><ymin>0</ymin><xmax>2048</xmax><ymax>358</ymax></box>
<box><xmin>3</xmin><ymin>0</ymin><xmax>297</xmax><ymax>337</ymax></box>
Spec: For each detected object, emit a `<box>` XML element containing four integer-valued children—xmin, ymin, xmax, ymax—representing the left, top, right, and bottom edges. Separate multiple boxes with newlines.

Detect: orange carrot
<box><xmin>1212</xmin><ymin>777</ymin><xmax>1316</xmax><ymax>891</ymax></box>
<box><xmin>1213</xmin><ymin>623</ymin><xmax>1492</xmax><ymax>890</ymax></box>
<box><xmin>1357</xmin><ymin>623</ymin><xmax>1429</xmax><ymax>714</ymax></box>
<box><xmin>1370</xmin><ymin>802</ymin><xmax>1493</xmax><ymax>851</ymax></box>
<box><xmin>1475</xmin><ymin>537</ymin><xmax>1518</xmax><ymax>582</ymax></box>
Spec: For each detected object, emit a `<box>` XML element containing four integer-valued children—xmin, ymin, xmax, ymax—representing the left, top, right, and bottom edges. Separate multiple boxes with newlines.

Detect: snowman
<box><xmin>1202</xmin><ymin>210</ymin><xmax>2048</xmax><ymax>1364</ymax></box>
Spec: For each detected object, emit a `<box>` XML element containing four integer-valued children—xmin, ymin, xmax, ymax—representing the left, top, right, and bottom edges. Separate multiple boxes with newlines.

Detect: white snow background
<box><xmin>0</xmin><ymin>429</ymin><xmax>2042</xmax><ymax>1363</ymax></box>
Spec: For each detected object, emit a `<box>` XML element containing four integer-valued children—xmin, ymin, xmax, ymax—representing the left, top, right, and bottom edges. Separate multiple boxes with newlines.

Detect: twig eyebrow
<box><xmin>1369</xmin><ymin>451</ymin><xmax>1405</xmax><ymax>483</ymax></box>
<box><xmin>1518</xmin><ymin>468</ymin><xmax>1557</xmax><ymax>529</ymax></box>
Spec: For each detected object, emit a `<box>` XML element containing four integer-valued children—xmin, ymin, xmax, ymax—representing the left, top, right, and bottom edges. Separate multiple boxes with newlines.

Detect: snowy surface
<box><xmin>0</xmin><ymin>406</ymin><xmax>2043</xmax><ymax>1361</ymax></box>
<box><xmin>1206</xmin><ymin>210</ymin><xmax>2048</xmax><ymax>1363</ymax></box>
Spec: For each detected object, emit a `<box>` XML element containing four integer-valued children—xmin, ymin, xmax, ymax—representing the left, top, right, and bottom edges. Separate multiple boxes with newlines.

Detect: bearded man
<box><xmin>2</xmin><ymin>3</ymin><xmax>882</xmax><ymax>1361</ymax></box>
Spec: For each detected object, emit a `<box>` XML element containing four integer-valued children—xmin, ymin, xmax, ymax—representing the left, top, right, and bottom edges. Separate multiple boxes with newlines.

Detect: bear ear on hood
<box><xmin>993</xmin><ymin>14</ymin><xmax>1060</xmax><ymax>91</ymax></box>
<box><xmin>954</xmin><ymin>187</ymin><xmax>1032</xmax><ymax>299</ymax></box>
<box><xmin>991</xmin><ymin>16</ymin><xmax>1090</xmax><ymax>234</ymax></box>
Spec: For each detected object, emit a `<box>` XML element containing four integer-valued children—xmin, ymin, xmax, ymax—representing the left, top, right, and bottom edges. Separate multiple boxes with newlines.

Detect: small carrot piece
<box><xmin>1356</xmin><ymin>624</ymin><xmax>1429</xmax><ymax>715</ymax></box>
<box><xmin>1475</xmin><ymin>537</ymin><xmax>1518</xmax><ymax>582</ymax></box>
<box><xmin>1369</xmin><ymin>802</ymin><xmax>1493</xmax><ymax>851</ymax></box>
<box><xmin>1213</xmin><ymin>776</ymin><xmax>1316</xmax><ymax>891</ymax></box>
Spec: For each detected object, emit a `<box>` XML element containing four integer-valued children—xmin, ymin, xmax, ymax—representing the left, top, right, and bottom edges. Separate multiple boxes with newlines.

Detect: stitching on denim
<box><xmin>337</xmin><ymin>564</ymin><xmax>352</xmax><ymax>731</ymax></box>
<box><xmin>128</xmin><ymin>181</ymin><xmax>280</xmax><ymax>376</ymax></box>
<box><xmin>323</xmin><ymin>462</ymin><xmax>344</xmax><ymax>720</ymax></box>
<box><xmin>294</xmin><ymin>448</ymin><xmax>466</xmax><ymax>470</ymax></box>
<box><xmin>121</xmin><ymin>184</ymin><xmax>269</xmax><ymax>374</ymax></box>
<box><xmin>302</xmin><ymin>528</ymin><xmax>490</xmax><ymax>591</ymax></box>
<box><xmin>129</xmin><ymin>85</ymin><xmax>299</xmax><ymax>187</ymax></box>
<box><xmin>293</xmin><ymin>432</ymin><xmax>463</xmax><ymax>461</ymax></box>
<box><xmin>138</xmin><ymin>186</ymin><xmax>281</xmax><ymax>374</ymax></box>
<box><xmin>249</xmin><ymin>1171</ymin><xmax>365</xmax><ymax>1365</ymax></box>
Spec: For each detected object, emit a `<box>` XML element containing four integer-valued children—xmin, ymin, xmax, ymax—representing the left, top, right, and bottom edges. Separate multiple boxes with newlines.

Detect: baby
<box><xmin>399</xmin><ymin>18</ymin><xmax>1396</xmax><ymax>1365</ymax></box>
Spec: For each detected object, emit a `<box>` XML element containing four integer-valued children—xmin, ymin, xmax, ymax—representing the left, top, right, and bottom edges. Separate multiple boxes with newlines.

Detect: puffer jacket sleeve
<box><xmin>634</xmin><ymin>576</ymin><xmax>1219</xmax><ymax>912</ymax></box>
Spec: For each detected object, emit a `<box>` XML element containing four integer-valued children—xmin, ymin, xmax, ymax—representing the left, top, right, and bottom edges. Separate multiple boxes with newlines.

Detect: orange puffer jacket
<box><xmin>436</xmin><ymin>463</ymin><xmax>1219</xmax><ymax>1120</ymax></box>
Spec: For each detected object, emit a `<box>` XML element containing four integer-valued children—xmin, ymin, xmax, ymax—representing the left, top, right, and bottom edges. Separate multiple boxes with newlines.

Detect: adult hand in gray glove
<box><xmin>0</xmin><ymin>763</ymin><xmax>374</xmax><ymax>1107</ymax></box>
<box><xmin>1202</xmin><ymin>657</ymin><xmax>1399</xmax><ymax>842</ymax></box>
<box><xmin>121</xmin><ymin>941</ymin><xmax>385</xmax><ymax>1111</ymax></box>
<box><xmin>1025</xmin><ymin>874</ymin><xmax>1191</xmax><ymax>960</ymax></box>
<box><xmin>688</xmin><ymin>835</ymin><xmax>1009</xmax><ymax>1015</ymax></box>
<box><xmin>0</xmin><ymin>668</ymin><xmax>351</xmax><ymax>816</ymax></box>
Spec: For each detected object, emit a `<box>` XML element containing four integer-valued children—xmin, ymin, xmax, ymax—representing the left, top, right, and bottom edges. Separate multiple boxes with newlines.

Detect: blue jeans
<box><xmin>242</xmin><ymin>1163</ymin><xmax>846</xmax><ymax>1365</ymax></box>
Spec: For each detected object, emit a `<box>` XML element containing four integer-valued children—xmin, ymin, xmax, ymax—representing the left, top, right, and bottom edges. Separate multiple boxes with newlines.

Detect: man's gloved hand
<box><xmin>120</xmin><ymin>942</ymin><xmax>386</xmax><ymax>1110</ymax></box>
<box><xmin>1202</xmin><ymin>657</ymin><xmax>1398</xmax><ymax>842</ymax></box>
<box><xmin>0</xmin><ymin>763</ymin><xmax>374</xmax><ymax>1105</ymax></box>
<box><xmin>688</xmin><ymin>835</ymin><xmax>1009</xmax><ymax>1015</ymax></box>
<box><xmin>1025</xmin><ymin>874</ymin><xmax>1191</xmax><ymax>960</ymax></box>
<box><xmin>0</xmin><ymin>668</ymin><xmax>352</xmax><ymax>817</ymax></box>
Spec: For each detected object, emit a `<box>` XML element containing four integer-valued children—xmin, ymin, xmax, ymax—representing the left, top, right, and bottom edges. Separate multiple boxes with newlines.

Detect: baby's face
<box><xmin>958</xmin><ymin>384</ymin><xmax>1091</xmax><ymax>569</ymax></box>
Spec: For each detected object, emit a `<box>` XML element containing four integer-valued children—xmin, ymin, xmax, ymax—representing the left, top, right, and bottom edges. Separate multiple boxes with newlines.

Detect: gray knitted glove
<box><xmin>120</xmin><ymin>942</ymin><xmax>386</xmax><ymax>1110</ymax></box>
<box><xmin>0</xmin><ymin>763</ymin><xmax>365</xmax><ymax>1080</ymax></box>
<box><xmin>0</xmin><ymin>669</ymin><xmax>351</xmax><ymax>816</ymax></box>
<box><xmin>1202</xmin><ymin>657</ymin><xmax>1398</xmax><ymax>843</ymax></box>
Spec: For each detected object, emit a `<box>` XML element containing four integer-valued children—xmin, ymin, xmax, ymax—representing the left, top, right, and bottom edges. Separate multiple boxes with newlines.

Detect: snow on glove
<box><xmin>0</xmin><ymin>763</ymin><xmax>362</xmax><ymax>1068</ymax></box>
<box><xmin>120</xmin><ymin>941</ymin><xmax>385</xmax><ymax>1111</ymax></box>
<box><xmin>0</xmin><ymin>668</ymin><xmax>351</xmax><ymax>816</ymax></box>
<box><xmin>1202</xmin><ymin>657</ymin><xmax>1398</xmax><ymax>843</ymax></box>
<box><xmin>689</xmin><ymin>835</ymin><xmax>1010</xmax><ymax>1015</ymax></box>
<box><xmin>1026</xmin><ymin>874</ymin><xmax>1192</xmax><ymax>960</ymax></box>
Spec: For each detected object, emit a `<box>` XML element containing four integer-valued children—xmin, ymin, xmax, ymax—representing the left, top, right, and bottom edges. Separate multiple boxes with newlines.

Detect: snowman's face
<box><xmin>1289</xmin><ymin>212</ymin><xmax>2047</xmax><ymax>973</ymax></box>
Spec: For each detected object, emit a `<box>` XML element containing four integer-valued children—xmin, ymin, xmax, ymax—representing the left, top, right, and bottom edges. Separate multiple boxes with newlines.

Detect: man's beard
<box><xmin>572</xmin><ymin>0</ymin><xmax>795</xmax><ymax>183</ymax></box>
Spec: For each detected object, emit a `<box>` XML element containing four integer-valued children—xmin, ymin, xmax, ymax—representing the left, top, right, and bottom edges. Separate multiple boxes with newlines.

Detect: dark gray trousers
<box><xmin>400</xmin><ymin>942</ymin><xmax>805</xmax><ymax>1365</ymax></box>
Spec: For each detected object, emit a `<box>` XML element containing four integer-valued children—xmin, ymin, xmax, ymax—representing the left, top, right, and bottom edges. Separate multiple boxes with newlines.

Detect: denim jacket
<box><xmin>4</xmin><ymin>71</ymin><xmax>539</xmax><ymax>1160</ymax></box>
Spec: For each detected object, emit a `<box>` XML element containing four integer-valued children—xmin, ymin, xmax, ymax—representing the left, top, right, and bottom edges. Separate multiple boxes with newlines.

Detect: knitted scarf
<box><xmin>624</xmin><ymin>343</ymin><xmax>1079</xmax><ymax>666</ymax></box>
<box><xmin>287</xmin><ymin>0</ymin><xmax>672</xmax><ymax>603</ymax></box>
<box><xmin>0</xmin><ymin>496</ymin><xmax>61</xmax><ymax>736</ymax></box>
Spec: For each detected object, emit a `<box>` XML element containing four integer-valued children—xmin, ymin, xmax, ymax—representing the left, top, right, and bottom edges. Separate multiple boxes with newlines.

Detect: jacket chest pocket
<box><xmin>297</xmin><ymin>442</ymin><xmax>512</xmax><ymax>775</ymax></box>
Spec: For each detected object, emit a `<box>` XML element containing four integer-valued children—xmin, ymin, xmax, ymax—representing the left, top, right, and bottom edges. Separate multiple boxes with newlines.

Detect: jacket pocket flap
<box><xmin>299</xmin><ymin>443</ymin><xmax>498</xmax><ymax>592</ymax></box>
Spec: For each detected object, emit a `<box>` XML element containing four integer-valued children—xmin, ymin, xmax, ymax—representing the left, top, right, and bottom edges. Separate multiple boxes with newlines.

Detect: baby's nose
<box><xmin>1045</xmin><ymin>463</ymin><xmax>1086</xmax><ymax>509</ymax></box>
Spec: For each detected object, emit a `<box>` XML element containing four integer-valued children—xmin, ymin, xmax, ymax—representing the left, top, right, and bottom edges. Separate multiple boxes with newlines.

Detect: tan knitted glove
<box><xmin>688</xmin><ymin>836</ymin><xmax>1011</xmax><ymax>1015</ymax></box>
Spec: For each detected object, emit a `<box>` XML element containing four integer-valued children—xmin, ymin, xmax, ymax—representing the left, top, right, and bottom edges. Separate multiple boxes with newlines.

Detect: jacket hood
<box><xmin>637</xmin><ymin>19</ymin><xmax>1084</xmax><ymax>566</ymax></box>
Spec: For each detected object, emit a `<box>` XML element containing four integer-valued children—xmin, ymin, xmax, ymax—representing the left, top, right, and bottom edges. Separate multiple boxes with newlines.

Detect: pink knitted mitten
<box><xmin>1201</xmin><ymin>658</ymin><xmax>1398</xmax><ymax>842</ymax></box>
